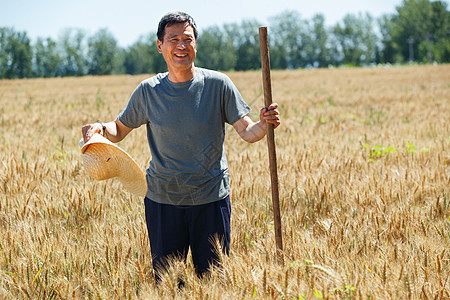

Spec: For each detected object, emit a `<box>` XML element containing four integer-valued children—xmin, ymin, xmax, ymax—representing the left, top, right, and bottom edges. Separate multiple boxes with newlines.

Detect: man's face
<box><xmin>157</xmin><ymin>22</ymin><xmax>197</xmax><ymax>72</ymax></box>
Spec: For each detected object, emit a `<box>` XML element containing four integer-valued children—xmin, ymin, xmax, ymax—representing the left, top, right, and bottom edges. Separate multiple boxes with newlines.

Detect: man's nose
<box><xmin>176</xmin><ymin>41</ymin><xmax>187</xmax><ymax>49</ymax></box>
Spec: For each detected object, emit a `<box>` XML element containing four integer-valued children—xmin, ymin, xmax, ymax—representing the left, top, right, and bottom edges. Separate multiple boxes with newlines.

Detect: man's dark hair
<box><xmin>157</xmin><ymin>12</ymin><xmax>198</xmax><ymax>41</ymax></box>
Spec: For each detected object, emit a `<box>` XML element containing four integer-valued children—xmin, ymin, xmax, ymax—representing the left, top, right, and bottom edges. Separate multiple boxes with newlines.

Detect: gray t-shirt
<box><xmin>118</xmin><ymin>68</ymin><xmax>251</xmax><ymax>205</ymax></box>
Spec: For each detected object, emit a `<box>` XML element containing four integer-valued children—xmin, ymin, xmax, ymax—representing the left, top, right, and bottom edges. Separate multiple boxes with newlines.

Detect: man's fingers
<box><xmin>260</xmin><ymin>102</ymin><xmax>280</xmax><ymax>129</ymax></box>
<box><xmin>267</xmin><ymin>102</ymin><xmax>278</xmax><ymax>110</ymax></box>
<box><xmin>264</xmin><ymin>111</ymin><xmax>280</xmax><ymax>128</ymax></box>
<box><xmin>264</xmin><ymin>109</ymin><xmax>279</xmax><ymax>116</ymax></box>
<box><xmin>82</xmin><ymin>123</ymin><xmax>101</xmax><ymax>143</ymax></box>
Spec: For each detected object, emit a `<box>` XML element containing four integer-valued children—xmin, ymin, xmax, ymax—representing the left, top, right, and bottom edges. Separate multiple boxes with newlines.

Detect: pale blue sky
<box><xmin>1</xmin><ymin>0</ymin><xmax>411</xmax><ymax>47</ymax></box>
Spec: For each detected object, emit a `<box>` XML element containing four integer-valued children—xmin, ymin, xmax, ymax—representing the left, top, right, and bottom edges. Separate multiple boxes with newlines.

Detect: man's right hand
<box><xmin>82</xmin><ymin>118</ymin><xmax>134</xmax><ymax>144</ymax></box>
<box><xmin>82</xmin><ymin>122</ymin><xmax>103</xmax><ymax>143</ymax></box>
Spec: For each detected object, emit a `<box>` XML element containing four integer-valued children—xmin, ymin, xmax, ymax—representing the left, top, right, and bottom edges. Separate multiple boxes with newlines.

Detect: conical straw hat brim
<box><xmin>80</xmin><ymin>133</ymin><xmax>147</xmax><ymax>197</ymax></box>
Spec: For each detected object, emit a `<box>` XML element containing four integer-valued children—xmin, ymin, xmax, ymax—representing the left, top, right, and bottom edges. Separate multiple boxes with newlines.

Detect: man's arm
<box><xmin>233</xmin><ymin>103</ymin><xmax>280</xmax><ymax>143</ymax></box>
<box><xmin>82</xmin><ymin>118</ymin><xmax>133</xmax><ymax>143</ymax></box>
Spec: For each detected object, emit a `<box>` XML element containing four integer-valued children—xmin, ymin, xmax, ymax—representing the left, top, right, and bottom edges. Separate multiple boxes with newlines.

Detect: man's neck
<box><xmin>167</xmin><ymin>66</ymin><xmax>196</xmax><ymax>83</ymax></box>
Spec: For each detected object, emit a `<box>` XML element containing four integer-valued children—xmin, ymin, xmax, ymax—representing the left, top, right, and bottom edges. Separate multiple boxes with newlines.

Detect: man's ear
<box><xmin>157</xmin><ymin>39</ymin><xmax>163</xmax><ymax>54</ymax></box>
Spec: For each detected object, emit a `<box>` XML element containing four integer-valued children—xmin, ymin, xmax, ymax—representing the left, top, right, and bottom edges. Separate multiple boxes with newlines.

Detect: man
<box><xmin>82</xmin><ymin>12</ymin><xmax>280</xmax><ymax>280</ymax></box>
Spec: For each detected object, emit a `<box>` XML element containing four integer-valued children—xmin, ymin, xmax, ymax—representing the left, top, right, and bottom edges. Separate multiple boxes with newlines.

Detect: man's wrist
<box><xmin>96</xmin><ymin>120</ymin><xmax>108</xmax><ymax>139</ymax></box>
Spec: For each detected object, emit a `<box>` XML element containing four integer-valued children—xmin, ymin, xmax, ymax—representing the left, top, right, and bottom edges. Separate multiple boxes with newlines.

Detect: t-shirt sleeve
<box><xmin>221</xmin><ymin>75</ymin><xmax>251</xmax><ymax>125</ymax></box>
<box><xmin>117</xmin><ymin>83</ymin><xmax>148</xmax><ymax>128</ymax></box>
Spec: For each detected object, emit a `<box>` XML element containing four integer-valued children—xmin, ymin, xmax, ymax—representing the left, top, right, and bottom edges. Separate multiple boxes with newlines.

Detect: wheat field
<box><xmin>0</xmin><ymin>64</ymin><xmax>449</xmax><ymax>299</ymax></box>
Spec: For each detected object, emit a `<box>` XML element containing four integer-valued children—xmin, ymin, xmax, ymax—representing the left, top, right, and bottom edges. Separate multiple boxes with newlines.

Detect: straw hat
<box><xmin>79</xmin><ymin>133</ymin><xmax>147</xmax><ymax>197</ymax></box>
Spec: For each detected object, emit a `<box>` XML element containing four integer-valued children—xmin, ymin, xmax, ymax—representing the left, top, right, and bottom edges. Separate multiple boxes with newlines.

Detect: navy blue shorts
<box><xmin>144</xmin><ymin>196</ymin><xmax>231</xmax><ymax>279</ymax></box>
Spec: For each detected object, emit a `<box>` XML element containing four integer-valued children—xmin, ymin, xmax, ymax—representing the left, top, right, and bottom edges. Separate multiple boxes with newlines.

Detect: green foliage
<box><xmin>377</xmin><ymin>14</ymin><xmax>396</xmax><ymax>63</ymax></box>
<box><xmin>122</xmin><ymin>32</ymin><xmax>166</xmax><ymax>75</ymax></box>
<box><xmin>363</xmin><ymin>142</ymin><xmax>430</xmax><ymax>161</ymax></box>
<box><xmin>309</xmin><ymin>14</ymin><xmax>332</xmax><ymax>67</ymax></box>
<box><xmin>0</xmin><ymin>27</ymin><xmax>33</xmax><ymax>78</ymax></box>
<box><xmin>196</xmin><ymin>26</ymin><xmax>237</xmax><ymax>70</ymax></box>
<box><xmin>223</xmin><ymin>20</ymin><xmax>262</xmax><ymax>70</ymax></box>
<box><xmin>22</xmin><ymin>150</ymin><xmax>27</xmax><ymax>162</ymax></box>
<box><xmin>95</xmin><ymin>88</ymin><xmax>103</xmax><ymax>110</ymax></box>
<box><xmin>0</xmin><ymin>0</ymin><xmax>448</xmax><ymax>78</ymax></box>
<box><xmin>406</xmin><ymin>141</ymin><xmax>417</xmax><ymax>154</ymax></box>
<box><xmin>406</xmin><ymin>141</ymin><xmax>430</xmax><ymax>154</ymax></box>
<box><xmin>123</xmin><ymin>36</ymin><xmax>154</xmax><ymax>75</ymax></box>
<box><xmin>387</xmin><ymin>0</ymin><xmax>450</xmax><ymax>63</ymax></box>
<box><xmin>364</xmin><ymin>144</ymin><xmax>397</xmax><ymax>162</ymax></box>
<box><xmin>269</xmin><ymin>10</ymin><xmax>308</xmax><ymax>68</ymax></box>
<box><xmin>332</xmin><ymin>13</ymin><xmax>378</xmax><ymax>66</ymax></box>
<box><xmin>314</xmin><ymin>288</ymin><xmax>323</xmax><ymax>298</ymax></box>
<box><xmin>59</xmin><ymin>28</ymin><xmax>88</xmax><ymax>76</ymax></box>
<box><xmin>33</xmin><ymin>37</ymin><xmax>62</xmax><ymax>77</ymax></box>
<box><xmin>49</xmin><ymin>137</ymin><xmax>67</xmax><ymax>166</ymax></box>
<box><xmin>364</xmin><ymin>107</ymin><xmax>386</xmax><ymax>125</ymax></box>
<box><xmin>87</xmin><ymin>28</ymin><xmax>118</xmax><ymax>75</ymax></box>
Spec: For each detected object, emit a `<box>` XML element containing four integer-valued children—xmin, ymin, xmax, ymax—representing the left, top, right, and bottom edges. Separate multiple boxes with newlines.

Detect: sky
<box><xmin>1</xmin><ymin>0</ymin><xmax>408</xmax><ymax>47</ymax></box>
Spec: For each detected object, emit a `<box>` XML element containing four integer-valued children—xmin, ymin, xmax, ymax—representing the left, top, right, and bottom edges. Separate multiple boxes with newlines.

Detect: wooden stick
<box><xmin>259</xmin><ymin>26</ymin><xmax>283</xmax><ymax>254</ymax></box>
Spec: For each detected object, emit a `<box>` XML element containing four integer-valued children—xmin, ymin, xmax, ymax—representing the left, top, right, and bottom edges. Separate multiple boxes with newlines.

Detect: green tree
<box><xmin>33</xmin><ymin>37</ymin><xmax>62</xmax><ymax>77</ymax></box>
<box><xmin>224</xmin><ymin>20</ymin><xmax>262</xmax><ymax>70</ymax></box>
<box><xmin>0</xmin><ymin>28</ymin><xmax>32</xmax><ymax>78</ymax></box>
<box><xmin>58</xmin><ymin>28</ymin><xmax>88</xmax><ymax>76</ymax></box>
<box><xmin>378</xmin><ymin>14</ymin><xmax>396</xmax><ymax>63</ymax></box>
<box><xmin>87</xmin><ymin>28</ymin><xmax>118</xmax><ymax>75</ymax></box>
<box><xmin>268</xmin><ymin>35</ymin><xmax>288</xmax><ymax>70</ymax></box>
<box><xmin>151</xmin><ymin>40</ymin><xmax>167</xmax><ymax>74</ymax></box>
<box><xmin>269</xmin><ymin>10</ymin><xmax>307</xmax><ymax>68</ymax></box>
<box><xmin>196</xmin><ymin>25</ymin><xmax>237</xmax><ymax>71</ymax></box>
<box><xmin>307</xmin><ymin>14</ymin><xmax>331</xmax><ymax>67</ymax></box>
<box><xmin>123</xmin><ymin>32</ymin><xmax>165</xmax><ymax>75</ymax></box>
<box><xmin>390</xmin><ymin>0</ymin><xmax>450</xmax><ymax>63</ymax></box>
<box><xmin>426</xmin><ymin>1</ymin><xmax>450</xmax><ymax>62</ymax></box>
<box><xmin>0</xmin><ymin>27</ymin><xmax>10</xmax><ymax>78</ymax></box>
<box><xmin>112</xmin><ymin>47</ymin><xmax>126</xmax><ymax>74</ymax></box>
<box><xmin>332</xmin><ymin>13</ymin><xmax>378</xmax><ymax>66</ymax></box>
<box><xmin>12</xmin><ymin>31</ymin><xmax>32</xmax><ymax>78</ymax></box>
<box><xmin>124</xmin><ymin>38</ymin><xmax>153</xmax><ymax>75</ymax></box>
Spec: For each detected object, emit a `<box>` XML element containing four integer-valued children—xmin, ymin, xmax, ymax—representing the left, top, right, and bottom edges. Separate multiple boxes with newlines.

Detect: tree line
<box><xmin>0</xmin><ymin>0</ymin><xmax>448</xmax><ymax>79</ymax></box>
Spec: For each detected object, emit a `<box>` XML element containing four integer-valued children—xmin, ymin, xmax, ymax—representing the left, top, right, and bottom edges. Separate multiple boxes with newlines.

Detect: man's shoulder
<box><xmin>140</xmin><ymin>72</ymin><xmax>169</xmax><ymax>88</ymax></box>
<box><xmin>197</xmin><ymin>68</ymin><xmax>232</xmax><ymax>85</ymax></box>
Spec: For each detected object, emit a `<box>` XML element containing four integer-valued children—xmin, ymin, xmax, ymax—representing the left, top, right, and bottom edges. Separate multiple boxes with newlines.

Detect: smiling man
<box><xmin>82</xmin><ymin>12</ymin><xmax>280</xmax><ymax>282</ymax></box>
<box><xmin>157</xmin><ymin>20</ymin><xmax>197</xmax><ymax>82</ymax></box>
